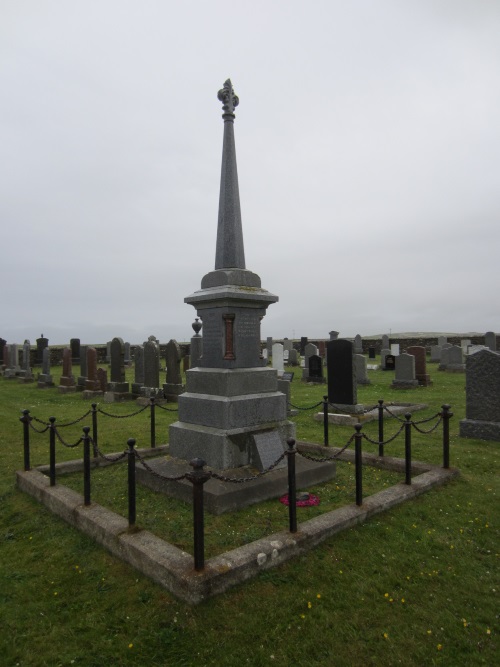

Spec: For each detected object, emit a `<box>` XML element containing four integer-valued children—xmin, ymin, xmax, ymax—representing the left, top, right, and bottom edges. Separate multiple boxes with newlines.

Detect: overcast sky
<box><xmin>1</xmin><ymin>1</ymin><xmax>499</xmax><ymax>345</ymax></box>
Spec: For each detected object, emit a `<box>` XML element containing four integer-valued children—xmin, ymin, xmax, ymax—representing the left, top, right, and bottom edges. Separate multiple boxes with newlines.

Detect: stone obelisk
<box><xmin>169</xmin><ymin>79</ymin><xmax>295</xmax><ymax>470</ymax></box>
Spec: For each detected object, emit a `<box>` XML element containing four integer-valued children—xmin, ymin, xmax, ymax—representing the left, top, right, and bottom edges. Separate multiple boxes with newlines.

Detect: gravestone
<box><xmin>37</xmin><ymin>347</ymin><xmax>54</xmax><ymax>388</ymax></box>
<box><xmin>0</xmin><ymin>337</ymin><xmax>6</xmax><ymax>364</ymax></box>
<box><xmin>438</xmin><ymin>335</ymin><xmax>447</xmax><ymax>347</ymax></box>
<box><xmin>460</xmin><ymin>349</ymin><xmax>500</xmax><ymax>441</ymax></box>
<box><xmin>36</xmin><ymin>335</ymin><xmax>48</xmax><ymax>364</ymax></box>
<box><xmin>271</xmin><ymin>342</ymin><xmax>284</xmax><ymax>374</ymax></box>
<box><xmin>58</xmin><ymin>348</ymin><xmax>76</xmax><ymax>392</ymax></box>
<box><xmin>354</xmin><ymin>334</ymin><xmax>363</xmax><ymax>354</ymax></box>
<box><xmin>368</xmin><ymin>346</ymin><xmax>376</xmax><ymax>360</ymax></box>
<box><xmin>288</xmin><ymin>349</ymin><xmax>299</xmax><ymax>366</ymax></box>
<box><xmin>354</xmin><ymin>353</ymin><xmax>370</xmax><ymax>385</ymax></box>
<box><xmin>382</xmin><ymin>334</ymin><xmax>389</xmax><ymax>349</ymax></box>
<box><xmin>300</xmin><ymin>337</ymin><xmax>308</xmax><ymax>355</ymax></box>
<box><xmin>302</xmin><ymin>342</ymin><xmax>318</xmax><ymax>380</ymax></box>
<box><xmin>329</xmin><ymin>331</ymin><xmax>339</xmax><ymax>341</ymax></box>
<box><xmin>2</xmin><ymin>344</ymin><xmax>10</xmax><ymax>373</ymax></box>
<box><xmin>19</xmin><ymin>341</ymin><xmax>34</xmax><ymax>382</ymax></box>
<box><xmin>131</xmin><ymin>345</ymin><xmax>144</xmax><ymax>396</ymax></box>
<box><xmin>407</xmin><ymin>345</ymin><xmax>431</xmax><ymax>386</ymax></box>
<box><xmin>283</xmin><ymin>338</ymin><xmax>293</xmax><ymax>353</ymax></box>
<box><xmin>392</xmin><ymin>353</ymin><xmax>418</xmax><ymax>389</ymax></box>
<box><xmin>124</xmin><ymin>342</ymin><xmax>132</xmax><ymax>367</ymax></box>
<box><xmin>266</xmin><ymin>337</ymin><xmax>273</xmax><ymax>360</ymax></box>
<box><xmin>163</xmin><ymin>339</ymin><xmax>184</xmax><ymax>401</ymax></box>
<box><xmin>439</xmin><ymin>346</ymin><xmax>451</xmax><ymax>371</ymax></box>
<box><xmin>190</xmin><ymin>318</ymin><xmax>203</xmax><ymax>368</ymax></box>
<box><xmin>485</xmin><ymin>331</ymin><xmax>497</xmax><ymax>351</ymax></box>
<box><xmin>317</xmin><ymin>340</ymin><xmax>326</xmax><ymax>358</ymax></box>
<box><xmin>327</xmin><ymin>339</ymin><xmax>362</xmax><ymax>412</ymax></box>
<box><xmin>141</xmin><ymin>341</ymin><xmax>162</xmax><ymax>399</ymax></box>
<box><xmin>107</xmin><ymin>337</ymin><xmax>129</xmax><ymax>398</ymax></box>
<box><xmin>252</xmin><ymin>431</ymin><xmax>286</xmax><ymax>470</ymax></box>
<box><xmin>105</xmin><ymin>341</ymin><xmax>111</xmax><ymax>364</ymax></box>
<box><xmin>307</xmin><ymin>354</ymin><xmax>325</xmax><ymax>383</ymax></box>
<box><xmin>385</xmin><ymin>354</ymin><xmax>396</xmax><ymax>371</ymax></box>
<box><xmin>77</xmin><ymin>344</ymin><xmax>88</xmax><ymax>390</ymax></box>
<box><xmin>468</xmin><ymin>345</ymin><xmax>489</xmax><ymax>355</ymax></box>
<box><xmin>390</xmin><ymin>343</ymin><xmax>400</xmax><ymax>356</ymax></box>
<box><xmin>97</xmin><ymin>367</ymin><xmax>108</xmax><ymax>392</ymax></box>
<box><xmin>461</xmin><ymin>339</ymin><xmax>471</xmax><ymax>354</ymax></box>
<box><xmin>277</xmin><ymin>376</ymin><xmax>293</xmax><ymax>415</ymax></box>
<box><xmin>430</xmin><ymin>345</ymin><xmax>442</xmax><ymax>363</ymax></box>
<box><xmin>83</xmin><ymin>347</ymin><xmax>103</xmax><ymax>397</ymax></box>
<box><xmin>4</xmin><ymin>343</ymin><xmax>20</xmax><ymax>378</ymax></box>
<box><xmin>446</xmin><ymin>345</ymin><xmax>465</xmax><ymax>372</ymax></box>
<box><xmin>70</xmin><ymin>338</ymin><xmax>80</xmax><ymax>363</ymax></box>
<box><xmin>380</xmin><ymin>348</ymin><xmax>392</xmax><ymax>370</ymax></box>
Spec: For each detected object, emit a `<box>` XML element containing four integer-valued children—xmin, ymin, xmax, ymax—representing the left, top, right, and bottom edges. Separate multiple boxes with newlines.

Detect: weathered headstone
<box><xmin>430</xmin><ymin>345</ymin><xmax>442</xmax><ymax>363</ymax></box>
<box><xmin>446</xmin><ymin>345</ymin><xmax>465</xmax><ymax>372</ymax></box>
<box><xmin>392</xmin><ymin>353</ymin><xmax>418</xmax><ymax>389</ymax></box>
<box><xmin>380</xmin><ymin>348</ymin><xmax>392</xmax><ymax>370</ymax></box>
<box><xmin>266</xmin><ymin>337</ymin><xmax>273</xmax><ymax>360</ymax></box>
<box><xmin>36</xmin><ymin>335</ymin><xmax>48</xmax><ymax>364</ymax></box>
<box><xmin>300</xmin><ymin>337</ymin><xmax>308</xmax><ymax>355</ymax></box>
<box><xmin>385</xmin><ymin>354</ymin><xmax>396</xmax><ymax>371</ymax></box>
<box><xmin>70</xmin><ymin>338</ymin><xmax>80</xmax><ymax>363</ymax></box>
<box><xmin>37</xmin><ymin>347</ymin><xmax>54</xmax><ymax>388</ymax></box>
<box><xmin>407</xmin><ymin>345</ymin><xmax>431</xmax><ymax>386</ymax></box>
<box><xmin>288</xmin><ymin>349</ymin><xmax>299</xmax><ymax>366</ymax></box>
<box><xmin>390</xmin><ymin>343</ymin><xmax>400</xmax><ymax>356</ymax></box>
<box><xmin>140</xmin><ymin>341</ymin><xmax>162</xmax><ymax>399</ymax></box>
<box><xmin>438</xmin><ymin>335</ymin><xmax>447</xmax><ymax>347</ymax></box>
<box><xmin>77</xmin><ymin>344</ymin><xmax>88</xmax><ymax>390</ymax></box>
<box><xmin>97</xmin><ymin>367</ymin><xmax>108</xmax><ymax>393</ymax></box>
<box><xmin>485</xmin><ymin>331</ymin><xmax>497</xmax><ymax>351</ymax></box>
<box><xmin>283</xmin><ymin>338</ymin><xmax>293</xmax><ymax>353</ymax></box>
<box><xmin>105</xmin><ymin>341</ymin><xmax>111</xmax><ymax>364</ymax></box>
<box><xmin>163</xmin><ymin>339</ymin><xmax>184</xmax><ymax>401</ymax></box>
<box><xmin>327</xmin><ymin>339</ymin><xmax>362</xmax><ymax>412</ymax></box>
<box><xmin>58</xmin><ymin>348</ymin><xmax>76</xmax><ymax>392</ymax></box>
<box><xmin>83</xmin><ymin>347</ymin><xmax>102</xmax><ymax>396</ymax></box>
<box><xmin>354</xmin><ymin>353</ymin><xmax>370</xmax><ymax>385</ymax></box>
<box><xmin>272</xmin><ymin>342</ymin><xmax>284</xmax><ymax>373</ymax></box>
<box><xmin>4</xmin><ymin>343</ymin><xmax>20</xmax><ymax>378</ymax></box>
<box><xmin>354</xmin><ymin>334</ymin><xmax>363</xmax><ymax>354</ymax></box>
<box><xmin>132</xmin><ymin>344</ymin><xmax>145</xmax><ymax>396</ymax></box>
<box><xmin>124</xmin><ymin>342</ymin><xmax>132</xmax><ymax>367</ymax></box>
<box><xmin>107</xmin><ymin>337</ymin><xmax>129</xmax><ymax>398</ymax></box>
<box><xmin>307</xmin><ymin>354</ymin><xmax>325</xmax><ymax>383</ymax></box>
<box><xmin>460</xmin><ymin>349</ymin><xmax>500</xmax><ymax>441</ymax></box>
<box><xmin>382</xmin><ymin>334</ymin><xmax>389</xmax><ymax>349</ymax></box>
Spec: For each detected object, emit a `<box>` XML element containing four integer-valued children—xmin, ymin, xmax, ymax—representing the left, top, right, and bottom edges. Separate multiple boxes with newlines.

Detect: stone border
<box><xmin>16</xmin><ymin>446</ymin><xmax>459</xmax><ymax>605</ymax></box>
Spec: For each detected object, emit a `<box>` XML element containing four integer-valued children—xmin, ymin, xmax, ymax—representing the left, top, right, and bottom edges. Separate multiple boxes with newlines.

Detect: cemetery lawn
<box><xmin>0</xmin><ymin>361</ymin><xmax>498</xmax><ymax>666</ymax></box>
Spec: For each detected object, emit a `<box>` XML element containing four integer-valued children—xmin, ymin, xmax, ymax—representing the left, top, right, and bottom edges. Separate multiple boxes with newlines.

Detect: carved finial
<box><xmin>217</xmin><ymin>79</ymin><xmax>239</xmax><ymax>117</ymax></box>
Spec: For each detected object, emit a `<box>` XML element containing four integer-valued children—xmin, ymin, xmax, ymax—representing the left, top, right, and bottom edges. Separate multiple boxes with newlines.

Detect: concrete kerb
<box><xmin>16</xmin><ymin>444</ymin><xmax>459</xmax><ymax>605</ymax></box>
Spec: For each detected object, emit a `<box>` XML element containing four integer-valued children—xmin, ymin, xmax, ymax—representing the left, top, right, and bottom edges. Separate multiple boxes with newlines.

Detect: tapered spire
<box><xmin>215</xmin><ymin>79</ymin><xmax>246</xmax><ymax>270</ymax></box>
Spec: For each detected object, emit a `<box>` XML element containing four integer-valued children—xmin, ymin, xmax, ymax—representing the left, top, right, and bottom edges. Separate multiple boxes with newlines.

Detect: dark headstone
<box><xmin>84</xmin><ymin>347</ymin><xmax>100</xmax><ymax>391</ymax></box>
<box><xmin>460</xmin><ymin>349</ymin><xmax>500</xmax><ymax>441</ymax></box>
<box><xmin>36</xmin><ymin>335</ymin><xmax>48</xmax><ymax>364</ymax></box>
<box><xmin>368</xmin><ymin>346</ymin><xmax>376</xmax><ymax>359</ymax></box>
<box><xmin>407</xmin><ymin>345</ymin><xmax>431</xmax><ymax>386</ymax></box>
<box><xmin>327</xmin><ymin>340</ymin><xmax>357</xmax><ymax>405</ymax></box>
<box><xmin>308</xmin><ymin>354</ymin><xmax>323</xmax><ymax>381</ymax></box>
<box><xmin>58</xmin><ymin>348</ymin><xmax>76</xmax><ymax>391</ymax></box>
<box><xmin>384</xmin><ymin>355</ymin><xmax>396</xmax><ymax>371</ymax></box>
<box><xmin>300</xmin><ymin>337</ymin><xmax>308</xmax><ymax>355</ymax></box>
<box><xmin>252</xmin><ymin>431</ymin><xmax>286</xmax><ymax>472</ymax></box>
<box><xmin>70</xmin><ymin>338</ymin><xmax>80</xmax><ymax>363</ymax></box>
<box><xmin>143</xmin><ymin>341</ymin><xmax>159</xmax><ymax>388</ymax></box>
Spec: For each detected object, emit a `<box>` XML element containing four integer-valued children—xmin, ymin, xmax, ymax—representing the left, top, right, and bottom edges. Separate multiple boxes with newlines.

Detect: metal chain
<box><xmin>32</xmin><ymin>415</ymin><xmax>51</xmax><ymax>425</ymax></box>
<box><xmin>411</xmin><ymin>412</ymin><xmax>441</xmax><ymax>425</ymax></box>
<box><xmin>28</xmin><ymin>421</ymin><xmax>50</xmax><ymax>434</ymax></box>
<box><xmin>154</xmin><ymin>403</ymin><xmax>179</xmax><ymax>412</ymax></box>
<box><xmin>382</xmin><ymin>406</ymin><xmax>408</xmax><ymax>422</ymax></box>
<box><xmin>362</xmin><ymin>423</ymin><xmax>405</xmax><ymax>446</ymax></box>
<box><xmin>289</xmin><ymin>401</ymin><xmax>323</xmax><ymax>411</ymax></box>
<box><xmin>211</xmin><ymin>452</ymin><xmax>287</xmax><ymax>483</ymax></box>
<box><xmin>412</xmin><ymin>416</ymin><xmax>443</xmax><ymax>435</ymax></box>
<box><xmin>134</xmin><ymin>450</ymin><xmax>187</xmax><ymax>481</ymax></box>
<box><xmin>297</xmin><ymin>433</ymin><xmax>355</xmax><ymax>462</ymax></box>
<box><xmin>97</xmin><ymin>404</ymin><xmax>149</xmax><ymax>419</ymax></box>
<box><xmin>56</xmin><ymin>410</ymin><xmax>92</xmax><ymax>428</ymax></box>
<box><xmin>53</xmin><ymin>428</ymin><xmax>84</xmax><ymax>448</ymax></box>
<box><xmin>94</xmin><ymin>442</ymin><xmax>128</xmax><ymax>462</ymax></box>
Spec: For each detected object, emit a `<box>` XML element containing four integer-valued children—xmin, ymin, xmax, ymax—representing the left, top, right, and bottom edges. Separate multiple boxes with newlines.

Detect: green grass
<box><xmin>0</xmin><ymin>359</ymin><xmax>498</xmax><ymax>666</ymax></box>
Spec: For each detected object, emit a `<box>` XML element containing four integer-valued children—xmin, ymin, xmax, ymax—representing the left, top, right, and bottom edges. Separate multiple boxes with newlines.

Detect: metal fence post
<box><xmin>127</xmin><ymin>438</ymin><xmax>136</xmax><ymax>527</ymax></box>
<box><xmin>83</xmin><ymin>426</ymin><xmax>91</xmax><ymax>506</ymax></box>
<box><xmin>378</xmin><ymin>399</ymin><xmax>384</xmax><ymax>457</ymax></box>
<box><xmin>404</xmin><ymin>413</ymin><xmax>412</xmax><ymax>485</ymax></box>
<box><xmin>49</xmin><ymin>417</ymin><xmax>56</xmax><ymax>487</ymax></box>
<box><xmin>441</xmin><ymin>404</ymin><xmax>453</xmax><ymax>469</ymax></box>
<box><xmin>323</xmin><ymin>396</ymin><xmax>329</xmax><ymax>447</ymax></box>
<box><xmin>354</xmin><ymin>424</ymin><xmax>363</xmax><ymax>506</ymax></box>
<box><xmin>91</xmin><ymin>403</ymin><xmax>98</xmax><ymax>457</ymax></box>
<box><xmin>150</xmin><ymin>397</ymin><xmax>156</xmax><ymax>448</ymax></box>
<box><xmin>286</xmin><ymin>438</ymin><xmax>297</xmax><ymax>533</ymax></box>
<box><xmin>21</xmin><ymin>409</ymin><xmax>31</xmax><ymax>471</ymax></box>
<box><xmin>186</xmin><ymin>458</ymin><xmax>210</xmax><ymax>571</ymax></box>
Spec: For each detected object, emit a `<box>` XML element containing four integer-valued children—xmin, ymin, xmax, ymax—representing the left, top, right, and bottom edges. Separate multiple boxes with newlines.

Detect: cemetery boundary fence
<box><xmin>20</xmin><ymin>403</ymin><xmax>453</xmax><ymax>571</ymax></box>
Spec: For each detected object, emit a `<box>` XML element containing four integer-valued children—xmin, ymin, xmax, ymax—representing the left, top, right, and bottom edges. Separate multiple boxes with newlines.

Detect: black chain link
<box><xmin>28</xmin><ymin>420</ymin><xmax>49</xmax><ymax>434</ymax></box>
<box><xmin>211</xmin><ymin>452</ymin><xmax>287</xmax><ymax>483</ymax></box>
<box><xmin>53</xmin><ymin>427</ymin><xmax>84</xmax><ymax>448</ymax></box>
<box><xmin>93</xmin><ymin>441</ymin><xmax>128</xmax><ymax>462</ymax></box>
<box><xmin>154</xmin><ymin>403</ymin><xmax>179</xmax><ymax>412</ymax></box>
<box><xmin>134</xmin><ymin>450</ymin><xmax>187</xmax><ymax>480</ymax></box>
<box><xmin>97</xmin><ymin>405</ymin><xmax>150</xmax><ymax>419</ymax></box>
<box><xmin>411</xmin><ymin>416</ymin><xmax>443</xmax><ymax>435</ymax></box>
<box><xmin>289</xmin><ymin>401</ymin><xmax>323</xmax><ymax>411</ymax></box>
<box><xmin>297</xmin><ymin>433</ymin><xmax>355</xmax><ymax>462</ymax></box>
<box><xmin>56</xmin><ymin>410</ymin><xmax>92</xmax><ymax>428</ymax></box>
<box><xmin>362</xmin><ymin>423</ymin><xmax>405</xmax><ymax>446</ymax></box>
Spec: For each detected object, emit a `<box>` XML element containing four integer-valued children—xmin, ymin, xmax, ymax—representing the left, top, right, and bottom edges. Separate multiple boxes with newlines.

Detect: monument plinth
<box><xmin>169</xmin><ymin>79</ymin><xmax>295</xmax><ymax>470</ymax></box>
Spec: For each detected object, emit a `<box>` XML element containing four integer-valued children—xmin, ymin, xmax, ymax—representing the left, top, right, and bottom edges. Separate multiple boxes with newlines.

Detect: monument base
<box><xmin>163</xmin><ymin>383</ymin><xmax>184</xmax><ymax>402</ymax></box>
<box><xmin>459</xmin><ymin>419</ymin><xmax>500</xmax><ymax>442</ymax></box>
<box><xmin>392</xmin><ymin>380</ymin><xmax>419</xmax><ymax>389</ymax></box>
<box><xmin>104</xmin><ymin>391</ymin><xmax>132</xmax><ymax>403</ymax></box>
<box><xmin>82</xmin><ymin>390</ymin><xmax>104</xmax><ymax>400</ymax></box>
<box><xmin>136</xmin><ymin>454</ymin><xmax>336</xmax><ymax>515</ymax></box>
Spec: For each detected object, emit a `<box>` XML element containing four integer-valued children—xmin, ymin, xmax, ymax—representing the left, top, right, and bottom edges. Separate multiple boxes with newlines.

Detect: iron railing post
<box><xmin>83</xmin><ymin>426</ymin><xmax>91</xmax><ymax>506</ymax></box>
<box><xmin>187</xmin><ymin>458</ymin><xmax>210</xmax><ymax>571</ymax></box>
<box><xmin>150</xmin><ymin>397</ymin><xmax>156</xmax><ymax>448</ymax></box>
<box><xmin>286</xmin><ymin>438</ymin><xmax>297</xmax><ymax>533</ymax></box>
<box><xmin>21</xmin><ymin>409</ymin><xmax>31</xmax><ymax>471</ymax></box>
<box><xmin>404</xmin><ymin>413</ymin><xmax>412</xmax><ymax>485</ymax></box>
<box><xmin>441</xmin><ymin>404</ymin><xmax>453</xmax><ymax>469</ymax></box>
<box><xmin>354</xmin><ymin>424</ymin><xmax>363</xmax><ymax>506</ymax></box>
<box><xmin>323</xmin><ymin>396</ymin><xmax>329</xmax><ymax>447</ymax></box>
<box><xmin>91</xmin><ymin>403</ymin><xmax>98</xmax><ymax>457</ymax></box>
<box><xmin>49</xmin><ymin>417</ymin><xmax>56</xmax><ymax>486</ymax></box>
<box><xmin>127</xmin><ymin>438</ymin><xmax>136</xmax><ymax>527</ymax></box>
<box><xmin>378</xmin><ymin>399</ymin><xmax>384</xmax><ymax>457</ymax></box>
